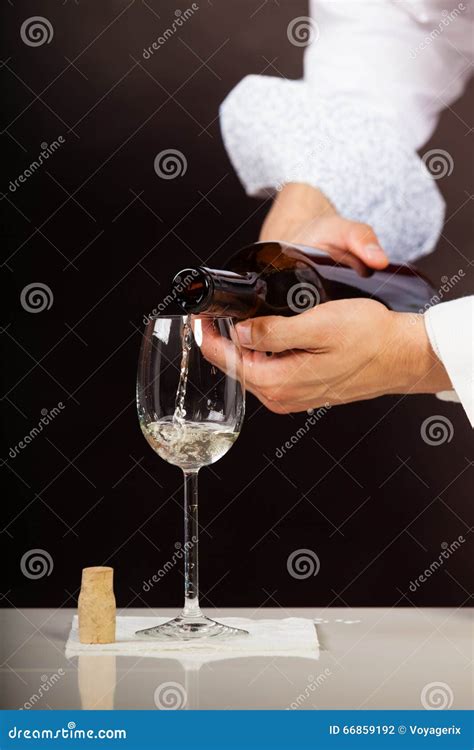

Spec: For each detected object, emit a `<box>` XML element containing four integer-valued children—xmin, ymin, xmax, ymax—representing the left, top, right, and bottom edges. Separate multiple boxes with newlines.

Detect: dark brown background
<box><xmin>2</xmin><ymin>1</ymin><xmax>473</xmax><ymax>609</ymax></box>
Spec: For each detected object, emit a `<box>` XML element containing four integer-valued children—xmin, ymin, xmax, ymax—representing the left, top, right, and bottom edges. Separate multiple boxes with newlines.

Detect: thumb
<box><xmin>345</xmin><ymin>221</ymin><xmax>389</xmax><ymax>269</ymax></box>
<box><xmin>235</xmin><ymin>310</ymin><xmax>327</xmax><ymax>353</ymax></box>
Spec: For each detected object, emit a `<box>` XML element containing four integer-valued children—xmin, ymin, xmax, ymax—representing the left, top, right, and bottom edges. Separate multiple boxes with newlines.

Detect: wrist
<box><xmin>260</xmin><ymin>183</ymin><xmax>338</xmax><ymax>244</ymax></box>
<box><xmin>276</xmin><ymin>183</ymin><xmax>338</xmax><ymax>221</ymax></box>
<box><xmin>387</xmin><ymin>312</ymin><xmax>452</xmax><ymax>394</ymax></box>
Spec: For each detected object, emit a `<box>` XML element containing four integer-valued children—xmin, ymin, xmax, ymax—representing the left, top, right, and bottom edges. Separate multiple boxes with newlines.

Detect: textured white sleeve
<box><xmin>220</xmin><ymin>78</ymin><xmax>444</xmax><ymax>262</ymax></box>
<box><xmin>220</xmin><ymin>0</ymin><xmax>472</xmax><ymax>263</ymax></box>
<box><xmin>424</xmin><ymin>297</ymin><xmax>474</xmax><ymax>426</ymax></box>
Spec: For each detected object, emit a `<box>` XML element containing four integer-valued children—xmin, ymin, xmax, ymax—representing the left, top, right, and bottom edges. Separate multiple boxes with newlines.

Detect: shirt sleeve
<box><xmin>219</xmin><ymin>0</ymin><xmax>472</xmax><ymax>263</ymax></box>
<box><xmin>424</xmin><ymin>297</ymin><xmax>474</xmax><ymax>426</ymax></box>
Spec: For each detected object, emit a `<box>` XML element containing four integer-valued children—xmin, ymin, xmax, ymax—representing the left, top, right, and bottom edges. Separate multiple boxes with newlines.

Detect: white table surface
<box><xmin>1</xmin><ymin>607</ymin><xmax>472</xmax><ymax>710</ymax></box>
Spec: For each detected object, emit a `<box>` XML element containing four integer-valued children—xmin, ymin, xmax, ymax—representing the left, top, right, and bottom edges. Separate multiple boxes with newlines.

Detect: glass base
<box><xmin>135</xmin><ymin>613</ymin><xmax>249</xmax><ymax>641</ymax></box>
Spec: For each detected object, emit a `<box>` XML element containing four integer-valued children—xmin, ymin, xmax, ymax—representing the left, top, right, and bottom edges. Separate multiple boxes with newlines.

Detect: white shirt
<box><xmin>219</xmin><ymin>0</ymin><xmax>473</xmax><ymax>425</ymax></box>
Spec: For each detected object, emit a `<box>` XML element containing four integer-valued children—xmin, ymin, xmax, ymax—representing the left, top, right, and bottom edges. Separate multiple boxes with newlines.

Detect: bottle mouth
<box><xmin>172</xmin><ymin>268</ymin><xmax>211</xmax><ymax>312</ymax></box>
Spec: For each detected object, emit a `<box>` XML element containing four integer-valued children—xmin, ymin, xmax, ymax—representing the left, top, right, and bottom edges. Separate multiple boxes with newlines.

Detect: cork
<box><xmin>78</xmin><ymin>654</ymin><xmax>116</xmax><ymax>709</ymax></box>
<box><xmin>78</xmin><ymin>566</ymin><xmax>116</xmax><ymax>644</ymax></box>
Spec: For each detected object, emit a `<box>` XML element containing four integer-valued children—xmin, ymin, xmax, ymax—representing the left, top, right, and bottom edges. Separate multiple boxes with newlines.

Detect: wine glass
<box><xmin>135</xmin><ymin>315</ymin><xmax>247</xmax><ymax>640</ymax></box>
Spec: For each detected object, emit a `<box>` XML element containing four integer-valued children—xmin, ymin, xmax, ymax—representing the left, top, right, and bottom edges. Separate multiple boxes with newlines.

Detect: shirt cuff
<box><xmin>220</xmin><ymin>75</ymin><xmax>445</xmax><ymax>263</ymax></box>
<box><xmin>424</xmin><ymin>297</ymin><xmax>474</xmax><ymax>426</ymax></box>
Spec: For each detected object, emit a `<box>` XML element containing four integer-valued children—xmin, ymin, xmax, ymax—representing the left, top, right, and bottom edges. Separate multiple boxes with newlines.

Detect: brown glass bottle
<box><xmin>172</xmin><ymin>242</ymin><xmax>435</xmax><ymax>319</ymax></box>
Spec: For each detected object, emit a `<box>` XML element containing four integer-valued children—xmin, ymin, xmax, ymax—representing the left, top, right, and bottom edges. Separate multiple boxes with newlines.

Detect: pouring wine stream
<box><xmin>173</xmin><ymin>315</ymin><xmax>193</xmax><ymax>427</ymax></box>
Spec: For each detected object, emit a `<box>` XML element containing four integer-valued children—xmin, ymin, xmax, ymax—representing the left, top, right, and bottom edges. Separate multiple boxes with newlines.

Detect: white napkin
<box><xmin>65</xmin><ymin>616</ymin><xmax>319</xmax><ymax>663</ymax></box>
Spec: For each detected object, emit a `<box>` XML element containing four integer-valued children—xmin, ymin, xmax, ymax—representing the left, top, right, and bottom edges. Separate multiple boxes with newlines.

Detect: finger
<box><xmin>306</xmin><ymin>216</ymin><xmax>386</xmax><ymax>275</ymax></box>
<box><xmin>344</xmin><ymin>221</ymin><xmax>388</xmax><ymax>269</ymax></box>
<box><xmin>196</xmin><ymin>317</ymin><xmax>244</xmax><ymax>380</ymax></box>
<box><xmin>319</xmin><ymin>246</ymin><xmax>371</xmax><ymax>277</ymax></box>
<box><xmin>198</xmin><ymin>319</ymin><xmax>291</xmax><ymax>388</ymax></box>
<box><xmin>236</xmin><ymin>310</ymin><xmax>328</xmax><ymax>353</ymax></box>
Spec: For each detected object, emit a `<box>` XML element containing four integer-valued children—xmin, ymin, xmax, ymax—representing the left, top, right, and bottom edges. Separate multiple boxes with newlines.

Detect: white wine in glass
<box><xmin>136</xmin><ymin>315</ymin><xmax>247</xmax><ymax>640</ymax></box>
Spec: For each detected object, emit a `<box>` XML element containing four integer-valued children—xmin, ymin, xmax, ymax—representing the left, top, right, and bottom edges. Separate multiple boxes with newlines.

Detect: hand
<box><xmin>261</xmin><ymin>183</ymin><xmax>388</xmax><ymax>275</ymax></box>
<box><xmin>232</xmin><ymin>300</ymin><xmax>452</xmax><ymax>413</ymax></box>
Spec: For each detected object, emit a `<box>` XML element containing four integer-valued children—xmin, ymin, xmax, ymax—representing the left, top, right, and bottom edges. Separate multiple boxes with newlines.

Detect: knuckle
<box><xmin>254</xmin><ymin>318</ymin><xmax>272</xmax><ymax>342</ymax></box>
<box><xmin>262</xmin><ymin>386</ymin><xmax>284</xmax><ymax>403</ymax></box>
<box><xmin>356</xmin><ymin>222</ymin><xmax>374</xmax><ymax>237</ymax></box>
<box><xmin>253</xmin><ymin>317</ymin><xmax>280</xmax><ymax>348</ymax></box>
<box><xmin>358</xmin><ymin>221</ymin><xmax>372</xmax><ymax>231</ymax></box>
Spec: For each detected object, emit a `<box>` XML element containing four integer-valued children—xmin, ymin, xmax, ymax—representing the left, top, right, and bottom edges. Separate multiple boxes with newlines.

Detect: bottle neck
<box><xmin>172</xmin><ymin>267</ymin><xmax>260</xmax><ymax>317</ymax></box>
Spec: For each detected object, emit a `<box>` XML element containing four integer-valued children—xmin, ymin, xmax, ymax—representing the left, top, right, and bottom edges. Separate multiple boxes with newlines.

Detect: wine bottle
<box><xmin>171</xmin><ymin>241</ymin><xmax>436</xmax><ymax>319</ymax></box>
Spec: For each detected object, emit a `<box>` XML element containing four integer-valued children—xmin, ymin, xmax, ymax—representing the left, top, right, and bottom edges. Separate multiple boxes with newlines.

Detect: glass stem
<box><xmin>182</xmin><ymin>469</ymin><xmax>201</xmax><ymax>618</ymax></box>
